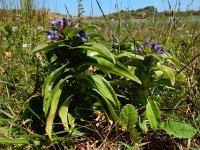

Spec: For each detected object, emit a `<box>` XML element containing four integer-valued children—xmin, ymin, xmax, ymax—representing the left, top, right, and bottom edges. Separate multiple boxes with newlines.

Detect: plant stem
<box><xmin>177</xmin><ymin>52</ymin><xmax>200</xmax><ymax>74</ymax></box>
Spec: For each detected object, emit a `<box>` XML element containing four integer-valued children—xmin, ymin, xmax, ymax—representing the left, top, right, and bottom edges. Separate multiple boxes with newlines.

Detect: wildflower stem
<box><xmin>180</xmin><ymin>32</ymin><xmax>200</xmax><ymax>62</ymax></box>
<box><xmin>177</xmin><ymin>52</ymin><xmax>200</xmax><ymax>74</ymax></box>
<box><xmin>64</xmin><ymin>4</ymin><xmax>71</xmax><ymax>16</ymax></box>
<box><xmin>96</xmin><ymin>0</ymin><xmax>112</xmax><ymax>31</ymax></box>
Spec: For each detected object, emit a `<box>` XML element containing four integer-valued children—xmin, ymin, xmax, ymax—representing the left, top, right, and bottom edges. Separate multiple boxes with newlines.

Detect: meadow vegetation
<box><xmin>0</xmin><ymin>0</ymin><xmax>200</xmax><ymax>149</ymax></box>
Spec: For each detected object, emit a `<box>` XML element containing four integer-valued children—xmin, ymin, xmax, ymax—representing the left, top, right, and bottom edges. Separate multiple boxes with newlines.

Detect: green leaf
<box><xmin>129</xmin><ymin>128</ymin><xmax>140</xmax><ymax>142</ymax></box>
<box><xmin>68</xmin><ymin>25</ymin><xmax>98</xmax><ymax>37</ymax></box>
<box><xmin>156</xmin><ymin>64</ymin><xmax>175</xmax><ymax>86</ymax></box>
<box><xmin>0</xmin><ymin>138</ymin><xmax>40</xmax><ymax>145</ymax></box>
<box><xmin>119</xmin><ymin>104</ymin><xmax>138</xmax><ymax>129</ymax></box>
<box><xmin>73</xmin><ymin>43</ymin><xmax>115</xmax><ymax>63</ymax></box>
<box><xmin>161</xmin><ymin>120</ymin><xmax>197</xmax><ymax>138</ymax></box>
<box><xmin>32</xmin><ymin>40</ymin><xmax>67</xmax><ymax>53</ymax></box>
<box><xmin>139</xmin><ymin>117</ymin><xmax>148</xmax><ymax>134</ymax></box>
<box><xmin>42</xmin><ymin>65</ymin><xmax>67</xmax><ymax>117</ymax></box>
<box><xmin>91</xmin><ymin>75</ymin><xmax>119</xmax><ymax>107</ymax></box>
<box><xmin>166</xmin><ymin>57</ymin><xmax>180</xmax><ymax>66</ymax></box>
<box><xmin>85</xmin><ymin>55</ymin><xmax>141</xmax><ymax>84</ymax></box>
<box><xmin>146</xmin><ymin>100</ymin><xmax>161</xmax><ymax>131</ymax></box>
<box><xmin>89</xmin><ymin>74</ymin><xmax>120</xmax><ymax>123</ymax></box>
<box><xmin>94</xmin><ymin>90</ymin><xmax>119</xmax><ymax>125</ymax></box>
<box><xmin>67</xmin><ymin>113</ymin><xmax>76</xmax><ymax>131</ymax></box>
<box><xmin>87</xmin><ymin>33</ymin><xmax>106</xmax><ymax>42</ymax></box>
<box><xmin>162</xmin><ymin>53</ymin><xmax>180</xmax><ymax>66</ymax></box>
<box><xmin>45</xmin><ymin>75</ymin><xmax>72</xmax><ymax>140</ymax></box>
<box><xmin>116</xmin><ymin>52</ymin><xmax>144</xmax><ymax>60</ymax></box>
<box><xmin>119</xmin><ymin>104</ymin><xmax>139</xmax><ymax>142</ymax></box>
<box><xmin>58</xmin><ymin>95</ymin><xmax>73</xmax><ymax>132</ymax></box>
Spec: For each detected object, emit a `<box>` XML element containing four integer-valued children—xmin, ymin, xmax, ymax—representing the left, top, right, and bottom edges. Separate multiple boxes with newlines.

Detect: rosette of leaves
<box><xmin>33</xmin><ymin>18</ymin><xmax>141</xmax><ymax>140</ymax></box>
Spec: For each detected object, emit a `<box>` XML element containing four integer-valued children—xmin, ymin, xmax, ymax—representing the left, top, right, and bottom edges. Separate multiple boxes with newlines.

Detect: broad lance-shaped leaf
<box><xmin>116</xmin><ymin>52</ymin><xmax>144</xmax><ymax>60</ymax></box>
<box><xmin>42</xmin><ymin>65</ymin><xmax>67</xmax><ymax>117</ymax></box>
<box><xmin>80</xmin><ymin>76</ymin><xmax>117</xmax><ymax>122</ymax></box>
<box><xmin>32</xmin><ymin>40</ymin><xmax>67</xmax><ymax>53</ymax></box>
<box><xmin>72</xmin><ymin>43</ymin><xmax>115</xmax><ymax>64</ymax></box>
<box><xmin>45</xmin><ymin>75</ymin><xmax>72</xmax><ymax>140</ymax></box>
<box><xmin>87</xmin><ymin>33</ymin><xmax>106</xmax><ymax>42</ymax></box>
<box><xmin>156</xmin><ymin>64</ymin><xmax>175</xmax><ymax>86</ymax></box>
<box><xmin>83</xmin><ymin>74</ymin><xmax>120</xmax><ymax>124</ymax></box>
<box><xmin>85</xmin><ymin>55</ymin><xmax>141</xmax><ymax>84</ymax></box>
<box><xmin>90</xmin><ymin>74</ymin><xmax>120</xmax><ymax>123</ymax></box>
<box><xmin>146</xmin><ymin>100</ymin><xmax>161</xmax><ymax>131</ymax></box>
<box><xmin>119</xmin><ymin>104</ymin><xmax>139</xmax><ymax>142</ymax></box>
<box><xmin>90</xmin><ymin>74</ymin><xmax>120</xmax><ymax>110</ymax></box>
<box><xmin>94</xmin><ymin>90</ymin><xmax>119</xmax><ymax>124</ymax></box>
<box><xmin>161</xmin><ymin>120</ymin><xmax>197</xmax><ymax>138</ymax></box>
<box><xmin>59</xmin><ymin>95</ymin><xmax>73</xmax><ymax>132</ymax></box>
<box><xmin>68</xmin><ymin>25</ymin><xmax>98</xmax><ymax>37</ymax></box>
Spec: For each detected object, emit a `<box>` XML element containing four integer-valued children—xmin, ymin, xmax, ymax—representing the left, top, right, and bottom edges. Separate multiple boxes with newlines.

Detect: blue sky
<box><xmin>43</xmin><ymin>0</ymin><xmax>200</xmax><ymax>16</ymax></box>
<box><xmin>1</xmin><ymin>0</ymin><xmax>200</xmax><ymax>16</ymax></box>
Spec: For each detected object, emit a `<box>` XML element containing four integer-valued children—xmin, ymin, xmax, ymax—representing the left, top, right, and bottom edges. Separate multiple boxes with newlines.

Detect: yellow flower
<box><xmin>4</xmin><ymin>52</ymin><xmax>12</xmax><ymax>58</ymax></box>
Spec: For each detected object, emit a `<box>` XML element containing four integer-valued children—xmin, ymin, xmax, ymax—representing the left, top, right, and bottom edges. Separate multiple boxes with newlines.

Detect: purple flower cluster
<box><xmin>46</xmin><ymin>30</ymin><xmax>63</xmax><ymax>42</ymax></box>
<box><xmin>135</xmin><ymin>45</ymin><xmax>144</xmax><ymax>55</ymax></box>
<box><xmin>142</xmin><ymin>41</ymin><xmax>152</xmax><ymax>48</ymax></box>
<box><xmin>46</xmin><ymin>18</ymin><xmax>89</xmax><ymax>43</ymax></box>
<box><xmin>151</xmin><ymin>42</ymin><xmax>167</xmax><ymax>54</ymax></box>
<box><xmin>46</xmin><ymin>18</ymin><xmax>72</xmax><ymax>42</ymax></box>
<box><xmin>125</xmin><ymin>37</ymin><xmax>131</xmax><ymax>42</ymax></box>
<box><xmin>76</xmin><ymin>31</ymin><xmax>89</xmax><ymax>42</ymax></box>
<box><xmin>135</xmin><ymin>41</ymin><xmax>167</xmax><ymax>55</ymax></box>
<box><xmin>51</xmin><ymin>18</ymin><xmax>73</xmax><ymax>30</ymax></box>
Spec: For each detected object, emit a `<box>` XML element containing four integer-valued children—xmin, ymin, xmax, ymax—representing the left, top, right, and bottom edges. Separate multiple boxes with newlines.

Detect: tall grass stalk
<box><xmin>96</xmin><ymin>0</ymin><xmax>112</xmax><ymax>32</ymax></box>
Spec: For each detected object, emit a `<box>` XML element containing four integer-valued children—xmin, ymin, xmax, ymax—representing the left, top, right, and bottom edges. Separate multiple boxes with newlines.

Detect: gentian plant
<box><xmin>135</xmin><ymin>41</ymin><xmax>167</xmax><ymax>55</ymax></box>
<box><xmin>33</xmin><ymin>18</ymin><xmax>197</xmax><ymax>142</ymax></box>
<box><xmin>115</xmin><ymin>39</ymin><xmax>175</xmax><ymax>105</ymax></box>
<box><xmin>33</xmin><ymin>18</ymin><xmax>141</xmax><ymax>140</ymax></box>
<box><xmin>114</xmin><ymin>38</ymin><xmax>196</xmax><ymax>140</ymax></box>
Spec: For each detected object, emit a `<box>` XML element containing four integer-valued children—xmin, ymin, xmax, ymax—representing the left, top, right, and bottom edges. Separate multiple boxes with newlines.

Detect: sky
<box><xmin>1</xmin><ymin>0</ymin><xmax>200</xmax><ymax>16</ymax></box>
<box><xmin>43</xmin><ymin>0</ymin><xmax>200</xmax><ymax>16</ymax></box>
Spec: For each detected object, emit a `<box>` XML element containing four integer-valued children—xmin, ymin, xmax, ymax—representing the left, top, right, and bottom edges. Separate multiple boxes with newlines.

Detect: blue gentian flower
<box><xmin>142</xmin><ymin>41</ymin><xmax>152</xmax><ymax>48</ymax></box>
<box><xmin>151</xmin><ymin>42</ymin><xmax>167</xmax><ymax>54</ymax></box>
<box><xmin>112</xmin><ymin>38</ymin><xmax>117</xmax><ymax>44</ymax></box>
<box><xmin>135</xmin><ymin>41</ymin><xmax>167</xmax><ymax>55</ymax></box>
<box><xmin>76</xmin><ymin>31</ymin><xmax>89</xmax><ymax>41</ymax></box>
<box><xmin>135</xmin><ymin>45</ymin><xmax>144</xmax><ymax>55</ymax></box>
<box><xmin>151</xmin><ymin>42</ymin><xmax>160</xmax><ymax>53</ymax></box>
<box><xmin>157</xmin><ymin>48</ymin><xmax>167</xmax><ymax>54</ymax></box>
<box><xmin>51</xmin><ymin>19</ymin><xmax>63</xmax><ymax>29</ymax></box>
<box><xmin>51</xmin><ymin>18</ymin><xmax>73</xmax><ymax>30</ymax></box>
<box><xmin>125</xmin><ymin>37</ymin><xmax>130</xmax><ymax>42</ymax></box>
<box><xmin>46</xmin><ymin>30</ymin><xmax>63</xmax><ymax>42</ymax></box>
<box><xmin>63</xmin><ymin>18</ymin><xmax>73</xmax><ymax>28</ymax></box>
